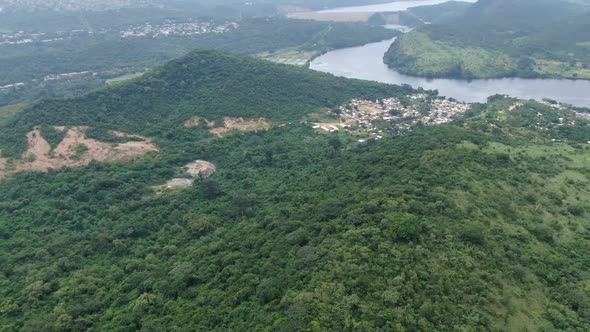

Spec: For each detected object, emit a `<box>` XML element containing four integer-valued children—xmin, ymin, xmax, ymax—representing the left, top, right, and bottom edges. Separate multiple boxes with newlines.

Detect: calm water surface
<box><xmin>310</xmin><ymin>38</ymin><xmax>590</xmax><ymax>107</ymax></box>
<box><xmin>319</xmin><ymin>0</ymin><xmax>477</xmax><ymax>13</ymax></box>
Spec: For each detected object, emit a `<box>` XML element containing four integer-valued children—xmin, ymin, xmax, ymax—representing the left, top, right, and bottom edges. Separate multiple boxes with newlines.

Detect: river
<box><xmin>310</xmin><ymin>37</ymin><xmax>590</xmax><ymax>107</ymax></box>
<box><xmin>319</xmin><ymin>0</ymin><xmax>477</xmax><ymax>13</ymax></box>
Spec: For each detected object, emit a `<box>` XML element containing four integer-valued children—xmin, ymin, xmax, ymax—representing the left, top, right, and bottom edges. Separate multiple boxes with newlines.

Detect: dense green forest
<box><xmin>0</xmin><ymin>18</ymin><xmax>396</xmax><ymax>106</ymax></box>
<box><xmin>384</xmin><ymin>0</ymin><xmax>590</xmax><ymax>79</ymax></box>
<box><xmin>0</xmin><ymin>50</ymin><xmax>590</xmax><ymax>330</ymax></box>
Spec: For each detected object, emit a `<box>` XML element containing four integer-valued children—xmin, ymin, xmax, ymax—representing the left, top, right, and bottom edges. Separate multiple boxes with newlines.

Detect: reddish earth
<box><xmin>184</xmin><ymin>116</ymin><xmax>216</xmax><ymax>128</ymax></box>
<box><xmin>0</xmin><ymin>126</ymin><xmax>157</xmax><ymax>178</ymax></box>
<box><xmin>209</xmin><ymin>117</ymin><xmax>271</xmax><ymax>137</ymax></box>
<box><xmin>184</xmin><ymin>116</ymin><xmax>272</xmax><ymax>137</ymax></box>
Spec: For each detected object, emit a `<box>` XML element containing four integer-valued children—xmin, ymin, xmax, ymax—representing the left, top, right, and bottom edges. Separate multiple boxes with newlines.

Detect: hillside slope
<box><xmin>0</xmin><ymin>50</ymin><xmax>414</xmax><ymax>158</ymax></box>
<box><xmin>385</xmin><ymin>0</ymin><xmax>590</xmax><ymax>79</ymax></box>
<box><xmin>0</xmin><ymin>52</ymin><xmax>589</xmax><ymax>330</ymax></box>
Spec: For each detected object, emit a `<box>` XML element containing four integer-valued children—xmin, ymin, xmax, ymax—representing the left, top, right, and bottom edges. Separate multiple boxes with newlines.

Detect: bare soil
<box><xmin>0</xmin><ymin>126</ymin><xmax>157</xmax><ymax>178</ymax></box>
<box><xmin>165</xmin><ymin>178</ymin><xmax>194</xmax><ymax>188</ymax></box>
<box><xmin>185</xmin><ymin>160</ymin><xmax>216</xmax><ymax>178</ymax></box>
<box><xmin>184</xmin><ymin>116</ymin><xmax>216</xmax><ymax>128</ymax></box>
<box><xmin>209</xmin><ymin>117</ymin><xmax>271</xmax><ymax>137</ymax></box>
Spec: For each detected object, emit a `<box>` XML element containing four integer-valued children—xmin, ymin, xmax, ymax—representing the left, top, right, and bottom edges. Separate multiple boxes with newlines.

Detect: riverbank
<box><xmin>384</xmin><ymin>31</ymin><xmax>590</xmax><ymax>80</ymax></box>
<box><xmin>310</xmin><ymin>38</ymin><xmax>590</xmax><ymax>107</ymax></box>
<box><xmin>286</xmin><ymin>0</ymin><xmax>476</xmax><ymax>22</ymax></box>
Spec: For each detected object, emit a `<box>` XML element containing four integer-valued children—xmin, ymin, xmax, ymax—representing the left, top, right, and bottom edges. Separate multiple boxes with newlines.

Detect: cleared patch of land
<box><xmin>184</xmin><ymin>116</ymin><xmax>272</xmax><ymax>137</ymax></box>
<box><xmin>154</xmin><ymin>160</ymin><xmax>216</xmax><ymax>191</ymax></box>
<box><xmin>0</xmin><ymin>126</ymin><xmax>157</xmax><ymax>178</ymax></box>
<box><xmin>258</xmin><ymin>48</ymin><xmax>316</xmax><ymax>66</ymax></box>
<box><xmin>106</xmin><ymin>72</ymin><xmax>145</xmax><ymax>85</ymax></box>
<box><xmin>0</xmin><ymin>103</ymin><xmax>27</xmax><ymax>124</ymax></box>
<box><xmin>184</xmin><ymin>116</ymin><xmax>216</xmax><ymax>128</ymax></box>
<box><xmin>535</xmin><ymin>60</ymin><xmax>590</xmax><ymax>79</ymax></box>
<box><xmin>209</xmin><ymin>117</ymin><xmax>272</xmax><ymax>136</ymax></box>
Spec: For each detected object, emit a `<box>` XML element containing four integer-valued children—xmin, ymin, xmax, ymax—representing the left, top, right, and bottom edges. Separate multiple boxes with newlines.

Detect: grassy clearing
<box><xmin>385</xmin><ymin>31</ymin><xmax>517</xmax><ymax>78</ymax></box>
<box><xmin>0</xmin><ymin>103</ymin><xmax>27</xmax><ymax>125</ymax></box>
<box><xmin>258</xmin><ymin>48</ymin><xmax>316</xmax><ymax>66</ymax></box>
<box><xmin>387</xmin><ymin>32</ymin><xmax>590</xmax><ymax>79</ymax></box>
<box><xmin>535</xmin><ymin>59</ymin><xmax>590</xmax><ymax>79</ymax></box>
<box><xmin>105</xmin><ymin>72</ymin><xmax>145</xmax><ymax>85</ymax></box>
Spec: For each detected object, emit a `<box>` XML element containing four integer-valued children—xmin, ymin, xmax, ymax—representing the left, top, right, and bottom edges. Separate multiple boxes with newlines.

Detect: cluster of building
<box><xmin>0</xmin><ymin>82</ymin><xmax>25</xmax><ymax>91</ymax></box>
<box><xmin>0</xmin><ymin>31</ymin><xmax>36</xmax><ymax>45</ymax></box>
<box><xmin>0</xmin><ymin>30</ymin><xmax>85</xmax><ymax>45</ymax></box>
<box><xmin>43</xmin><ymin>71</ymin><xmax>96</xmax><ymax>81</ymax></box>
<box><xmin>0</xmin><ymin>0</ymin><xmax>154</xmax><ymax>12</ymax></box>
<box><xmin>312</xmin><ymin>94</ymin><xmax>471</xmax><ymax>141</ymax></box>
<box><xmin>0</xmin><ymin>19</ymin><xmax>238</xmax><ymax>46</ymax></box>
<box><xmin>119</xmin><ymin>20</ymin><xmax>238</xmax><ymax>38</ymax></box>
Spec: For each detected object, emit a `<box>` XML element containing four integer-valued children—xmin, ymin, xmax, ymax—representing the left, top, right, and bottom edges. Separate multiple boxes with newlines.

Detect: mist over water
<box><xmin>319</xmin><ymin>0</ymin><xmax>478</xmax><ymax>13</ymax></box>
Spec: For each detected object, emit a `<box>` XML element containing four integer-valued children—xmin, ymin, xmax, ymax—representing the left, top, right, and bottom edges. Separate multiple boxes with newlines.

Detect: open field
<box><xmin>386</xmin><ymin>31</ymin><xmax>517</xmax><ymax>78</ymax></box>
<box><xmin>258</xmin><ymin>48</ymin><xmax>316</xmax><ymax>66</ymax></box>
<box><xmin>105</xmin><ymin>72</ymin><xmax>145</xmax><ymax>85</ymax></box>
<box><xmin>287</xmin><ymin>11</ymin><xmax>373</xmax><ymax>22</ymax></box>
<box><xmin>0</xmin><ymin>103</ymin><xmax>27</xmax><ymax>124</ymax></box>
<box><xmin>536</xmin><ymin>60</ymin><xmax>590</xmax><ymax>79</ymax></box>
<box><xmin>387</xmin><ymin>31</ymin><xmax>590</xmax><ymax>79</ymax></box>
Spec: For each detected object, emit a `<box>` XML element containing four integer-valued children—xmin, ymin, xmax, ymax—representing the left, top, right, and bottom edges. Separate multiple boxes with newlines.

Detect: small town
<box><xmin>312</xmin><ymin>94</ymin><xmax>471</xmax><ymax>140</ymax></box>
<box><xmin>43</xmin><ymin>70</ymin><xmax>96</xmax><ymax>81</ymax></box>
<box><xmin>119</xmin><ymin>19</ymin><xmax>238</xmax><ymax>38</ymax></box>
<box><xmin>0</xmin><ymin>19</ymin><xmax>238</xmax><ymax>45</ymax></box>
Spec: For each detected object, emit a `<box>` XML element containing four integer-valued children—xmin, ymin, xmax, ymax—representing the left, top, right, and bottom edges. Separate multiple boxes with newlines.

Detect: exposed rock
<box><xmin>185</xmin><ymin>160</ymin><xmax>216</xmax><ymax>178</ymax></box>
<box><xmin>165</xmin><ymin>178</ymin><xmax>194</xmax><ymax>188</ymax></box>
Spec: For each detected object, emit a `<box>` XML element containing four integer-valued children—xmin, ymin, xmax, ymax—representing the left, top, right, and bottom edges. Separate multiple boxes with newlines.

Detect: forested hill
<box><xmin>384</xmin><ymin>0</ymin><xmax>590</xmax><ymax>79</ymax></box>
<box><xmin>0</xmin><ymin>50</ymin><xmax>414</xmax><ymax>158</ymax></box>
<box><xmin>0</xmin><ymin>46</ymin><xmax>589</xmax><ymax>329</ymax></box>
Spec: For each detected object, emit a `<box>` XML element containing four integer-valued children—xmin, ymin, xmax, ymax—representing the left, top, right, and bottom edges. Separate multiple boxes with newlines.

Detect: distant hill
<box><xmin>385</xmin><ymin>0</ymin><xmax>590</xmax><ymax>79</ymax></box>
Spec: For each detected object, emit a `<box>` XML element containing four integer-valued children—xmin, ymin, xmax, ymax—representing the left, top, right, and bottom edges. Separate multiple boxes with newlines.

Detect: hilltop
<box><xmin>0</xmin><ymin>51</ymin><xmax>589</xmax><ymax>330</ymax></box>
<box><xmin>0</xmin><ymin>49</ymin><xmax>413</xmax><ymax>158</ymax></box>
<box><xmin>384</xmin><ymin>0</ymin><xmax>590</xmax><ymax>79</ymax></box>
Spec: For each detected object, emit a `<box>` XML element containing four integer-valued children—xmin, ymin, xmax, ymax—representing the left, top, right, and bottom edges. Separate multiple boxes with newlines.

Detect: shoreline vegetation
<box><xmin>384</xmin><ymin>31</ymin><xmax>590</xmax><ymax>80</ymax></box>
<box><xmin>383</xmin><ymin>0</ymin><xmax>590</xmax><ymax>80</ymax></box>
